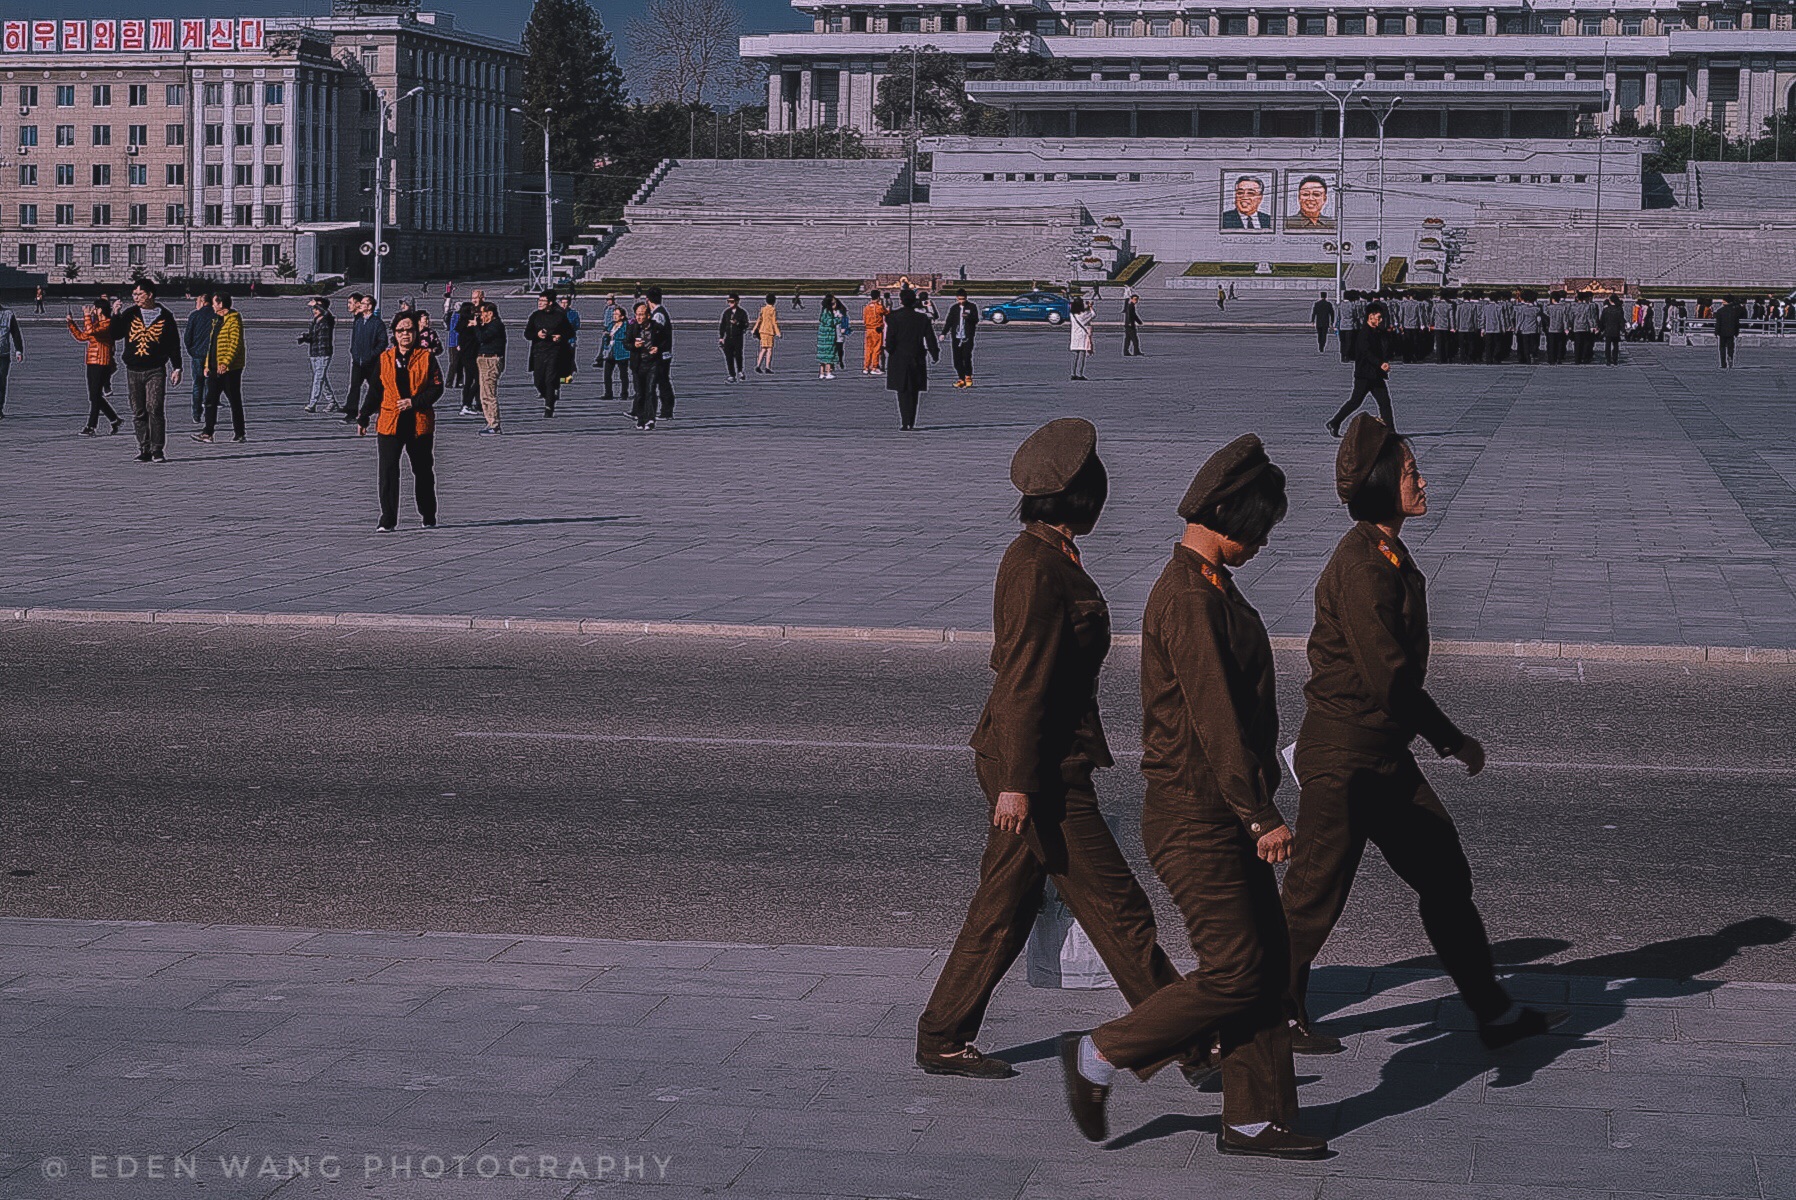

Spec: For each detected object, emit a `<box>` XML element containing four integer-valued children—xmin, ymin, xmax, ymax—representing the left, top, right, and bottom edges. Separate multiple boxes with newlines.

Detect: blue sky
<box><xmin>17</xmin><ymin>1</ymin><xmax>809</xmax><ymax>87</ymax></box>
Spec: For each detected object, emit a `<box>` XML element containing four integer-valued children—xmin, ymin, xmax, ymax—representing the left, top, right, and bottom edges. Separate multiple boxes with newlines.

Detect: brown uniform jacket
<box><xmin>1140</xmin><ymin>546</ymin><xmax>1285</xmax><ymax>837</ymax></box>
<box><xmin>1301</xmin><ymin>522</ymin><xmax>1464</xmax><ymax>758</ymax></box>
<box><xmin>970</xmin><ymin>523</ymin><xmax>1115</xmax><ymax>793</ymax></box>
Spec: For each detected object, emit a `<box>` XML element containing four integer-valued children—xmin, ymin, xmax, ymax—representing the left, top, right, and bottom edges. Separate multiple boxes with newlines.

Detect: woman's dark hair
<box><xmin>764</xmin><ymin>292</ymin><xmax>777</xmax><ymax>306</ymax></box>
<box><xmin>1192</xmin><ymin>464</ymin><xmax>1288</xmax><ymax>546</ymax></box>
<box><xmin>1018</xmin><ymin>455</ymin><xmax>1109</xmax><ymax>528</ymax></box>
<box><xmin>1347</xmin><ymin>437</ymin><xmax>1411</xmax><ymax>524</ymax></box>
<box><xmin>391</xmin><ymin>311</ymin><xmax>419</xmax><ymax>333</ymax></box>
<box><xmin>1070</xmin><ymin>297</ymin><xmax>1085</xmax><ymax>314</ymax></box>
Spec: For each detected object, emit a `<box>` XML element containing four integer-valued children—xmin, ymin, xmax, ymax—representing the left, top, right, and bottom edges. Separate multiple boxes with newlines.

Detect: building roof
<box><xmin>965</xmin><ymin>78</ymin><xmax>1611</xmax><ymax>108</ymax></box>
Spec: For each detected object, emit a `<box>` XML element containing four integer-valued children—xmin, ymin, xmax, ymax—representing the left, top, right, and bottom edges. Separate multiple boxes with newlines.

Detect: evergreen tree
<box><xmin>521</xmin><ymin>0</ymin><xmax>627</xmax><ymax>220</ymax></box>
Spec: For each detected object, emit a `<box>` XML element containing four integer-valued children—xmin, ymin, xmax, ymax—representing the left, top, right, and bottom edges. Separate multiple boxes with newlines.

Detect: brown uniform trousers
<box><xmin>916</xmin><ymin>753</ymin><xmax>1179</xmax><ymax>1057</ymax></box>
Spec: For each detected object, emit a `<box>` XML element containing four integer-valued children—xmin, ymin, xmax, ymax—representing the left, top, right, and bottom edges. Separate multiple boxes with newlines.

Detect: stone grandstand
<box><xmin>1454</xmin><ymin>207</ymin><xmax>1796</xmax><ymax>291</ymax></box>
<box><xmin>582</xmin><ymin>158</ymin><xmax>1123</xmax><ymax>285</ymax></box>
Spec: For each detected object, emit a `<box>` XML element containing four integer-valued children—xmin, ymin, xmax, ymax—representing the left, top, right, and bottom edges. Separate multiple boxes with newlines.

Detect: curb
<box><xmin>6</xmin><ymin>606</ymin><xmax>1794</xmax><ymax>663</ymax></box>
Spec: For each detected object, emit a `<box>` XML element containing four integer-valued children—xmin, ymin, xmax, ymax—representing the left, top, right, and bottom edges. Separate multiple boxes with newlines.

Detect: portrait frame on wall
<box><xmin>1219</xmin><ymin>168</ymin><xmax>1277</xmax><ymax>233</ymax></box>
<box><xmin>1283</xmin><ymin>170</ymin><xmax>1338</xmax><ymax>233</ymax></box>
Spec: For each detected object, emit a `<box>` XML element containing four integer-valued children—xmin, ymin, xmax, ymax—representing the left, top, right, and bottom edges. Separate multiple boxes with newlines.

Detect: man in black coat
<box><xmin>1310</xmin><ymin>292</ymin><xmax>1333</xmax><ymax>354</ymax></box>
<box><xmin>1326</xmin><ymin>301</ymin><xmax>1395</xmax><ymax>435</ymax></box>
<box><xmin>884</xmin><ymin>288</ymin><xmax>939</xmax><ymax>431</ymax></box>
<box><xmin>523</xmin><ymin>289</ymin><xmax>573</xmax><ymax>416</ymax></box>
<box><xmin>1123</xmin><ymin>295</ymin><xmax>1144</xmax><ymax>356</ymax></box>
<box><xmin>1714</xmin><ymin>296</ymin><xmax>1741</xmax><ymax>368</ymax></box>
<box><xmin>1599</xmin><ymin>296</ymin><xmax>1626</xmax><ymax>366</ymax></box>
<box><xmin>943</xmin><ymin>289</ymin><xmax>979</xmax><ymax>387</ymax></box>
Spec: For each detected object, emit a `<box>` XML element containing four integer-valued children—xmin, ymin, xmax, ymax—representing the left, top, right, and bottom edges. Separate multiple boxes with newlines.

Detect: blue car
<box><xmin>985</xmin><ymin>291</ymin><xmax>1071</xmax><ymax>326</ymax></box>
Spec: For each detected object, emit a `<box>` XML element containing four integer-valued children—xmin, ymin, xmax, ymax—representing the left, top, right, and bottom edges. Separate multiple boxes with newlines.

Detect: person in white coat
<box><xmin>1069</xmin><ymin>297</ymin><xmax>1096</xmax><ymax>380</ymax></box>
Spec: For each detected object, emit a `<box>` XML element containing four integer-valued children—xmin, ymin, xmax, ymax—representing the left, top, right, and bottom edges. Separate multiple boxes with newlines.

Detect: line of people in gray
<box><xmin>1320</xmin><ymin>288</ymin><xmax>1639</xmax><ymax>367</ymax></box>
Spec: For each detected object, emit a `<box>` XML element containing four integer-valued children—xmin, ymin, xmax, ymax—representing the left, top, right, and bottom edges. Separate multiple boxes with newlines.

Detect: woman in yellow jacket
<box><xmin>68</xmin><ymin>302</ymin><xmax>121</xmax><ymax>436</ymax></box>
<box><xmin>361</xmin><ymin>310</ymin><xmax>443</xmax><ymax>532</ymax></box>
<box><xmin>752</xmin><ymin>292</ymin><xmax>781</xmax><ymax>374</ymax></box>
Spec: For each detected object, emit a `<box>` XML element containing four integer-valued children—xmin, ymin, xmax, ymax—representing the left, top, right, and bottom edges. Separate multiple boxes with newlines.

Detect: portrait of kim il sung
<box><xmin>1285</xmin><ymin>171</ymin><xmax>1337</xmax><ymax>231</ymax></box>
<box><xmin>1219</xmin><ymin>169</ymin><xmax>1275</xmax><ymax>232</ymax></box>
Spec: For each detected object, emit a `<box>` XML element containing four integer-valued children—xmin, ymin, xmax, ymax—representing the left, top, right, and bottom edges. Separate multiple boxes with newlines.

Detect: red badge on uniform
<box><xmin>1377</xmin><ymin>540</ymin><xmax>1402</xmax><ymax>568</ymax></box>
<box><xmin>1199</xmin><ymin>561</ymin><xmax>1226</xmax><ymax>591</ymax></box>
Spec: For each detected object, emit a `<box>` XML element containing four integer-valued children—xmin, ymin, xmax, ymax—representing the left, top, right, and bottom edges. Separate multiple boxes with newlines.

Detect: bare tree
<box><xmin>626</xmin><ymin>0</ymin><xmax>751</xmax><ymax>107</ymax></box>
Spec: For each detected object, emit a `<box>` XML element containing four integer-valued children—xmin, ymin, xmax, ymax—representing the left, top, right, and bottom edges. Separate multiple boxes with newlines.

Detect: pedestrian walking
<box><xmin>1600</xmin><ymin>295</ymin><xmax>1625</xmax><ymax>366</ymax></box>
<box><xmin>718</xmin><ymin>293</ymin><xmax>749</xmax><ymax>382</ymax></box>
<box><xmin>791</xmin><ymin>287</ymin><xmax>804</xmax><ymax>311</ymax></box>
<box><xmin>113</xmin><ymin>281</ymin><xmax>182</xmax><ymax>461</ymax></box>
<box><xmin>184</xmin><ymin>293</ymin><xmax>214</xmax><ymax>424</ymax></box>
<box><xmin>34</xmin><ymin>285</ymin><xmax>45</xmax><ymax>315</ymax></box>
<box><xmin>524</xmin><ymin>290</ymin><xmax>573</xmax><ymax>417</ymax></box>
<box><xmin>471</xmin><ymin>301</ymin><xmax>505</xmax><ymax>435</ymax></box>
<box><xmin>816</xmin><ymin>293</ymin><xmax>840</xmax><ymax>380</ymax></box>
<box><xmin>365</xmin><ymin>310</ymin><xmax>442</xmax><ymax>533</ymax></box>
<box><xmin>917</xmin><ymin>418</ymin><xmax>1181</xmax><ymax>1078</ymax></box>
<box><xmin>1217</xmin><ymin>285</ymin><xmax>1227</xmax><ymax>311</ymax></box>
<box><xmin>831</xmin><ymin>294</ymin><xmax>851</xmax><ymax>368</ymax></box>
<box><xmin>1714</xmin><ymin>296</ymin><xmax>1741</xmax><ymax>368</ymax></box>
<box><xmin>299</xmin><ymin>297</ymin><xmax>337</xmax><ymax>412</ymax></box>
<box><xmin>629</xmin><ymin>301</ymin><xmax>658</xmax><ymax>429</ymax></box>
<box><xmin>861</xmin><ymin>292</ymin><xmax>887</xmax><ymax>375</ymax></box>
<box><xmin>68</xmin><ymin>301</ymin><xmax>122</xmax><ymax>437</ymax></box>
<box><xmin>644</xmin><ymin>287</ymin><xmax>676</xmax><ymax>418</ymax></box>
<box><xmin>1123</xmin><ymin>294</ymin><xmax>1144</xmax><ymax>356</ymax></box>
<box><xmin>601</xmin><ymin>306</ymin><xmax>633</xmax><ymax>405</ymax></box>
<box><xmin>0</xmin><ymin>297</ymin><xmax>23</xmax><ymax>419</ymax></box>
<box><xmin>416</xmin><ymin>311</ymin><xmax>443</xmax><ymax>357</ymax></box>
<box><xmin>346</xmin><ymin>293</ymin><xmax>389</xmax><ymax>426</ymax></box>
<box><xmin>882</xmin><ymin>287</ymin><xmax>938</xmax><ymax>431</ymax></box>
<box><xmin>1279</xmin><ymin>415</ymin><xmax>1568</xmax><ymax>1056</ymax></box>
<box><xmin>944</xmin><ymin>288</ymin><xmax>979</xmax><ymax>387</ymax></box>
<box><xmin>1068</xmin><ymin>297</ymin><xmax>1095</xmax><ymax>379</ymax></box>
<box><xmin>1060</xmin><ymin>436</ymin><xmax>1326</xmax><ymax>1161</ymax></box>
<box><xmin>1326</xmin><ymin>300</ymin><xmax>1394</xmax><ymax>435</ymax></box>
<box><xmin>557</xmin><ymin>293</ymin><xmax>582</xmax><ymax>386</ymax></box>
<box><xmin>443</xmin><ymin>300</ymin><xmax>465</xmax><ymax>391</ymax></box>
<box><xmin>442</xmin><ymin>280</ymin><xmax>455</xmax><ymax>321</ymax></box>
<box><xmin>452</xmin><ymin>302</ymin><xmax>480</xmax><ymax>414</ymax></box>
<box><xmin>753</xmin><ymin>293</ymin><xmax>781</xmax><ymax>374</ymax></box>
<box><xmin>192</xmin><ymin>292</ymin><xmax>246</xmax><ymax>444</ymax></box>
<box><xmin>1308</xmin><ymin>292</ymin><xmax>1332</xmax><ymax>354</ymax></box>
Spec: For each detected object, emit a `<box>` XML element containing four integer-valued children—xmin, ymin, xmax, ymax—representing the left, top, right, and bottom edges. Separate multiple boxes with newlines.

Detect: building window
<box><xmin>1459</xmin><ymin>16</ymin><xmax>1487</xmax><ymax>34</ymax></box>
<box><xmin>1222</xmin><ymin>15</ymin><xmax>1248</xmax><ymax>35</ymax></box>
<box><xmin>1618</xmin><ymin>77</ymin><xmax>1644</xmax><ymax>109</ymax></box>
<box><xmin>165</xmin><ymin>243</ymin><xmax>185</xmax><ymax>266</ymax></box>
<box><xmin>203</xmin><ymin>203</ymin><xmax>223</xmax><ymax>226</ymax></box>
<box><xmin>898</xmin><ymin>16</ymin><xmax>921</xmax><ymax>32</ymax></box>
<box><xmin>55</xmin><ymin>164</ymin><xmax>75</xmax><ymax>186</ymax></box>
<box><xmin>358</xmin><ymin>128</ymin><xmax>377</xmax><ymax>154</ymax></box>
<box><xmin>1380</xmin><ymin>16</ymin><xmax>1406</xmax><ymax>34</ymax></box>
<box><xmin>205</xmin><ymin>164</ymin><xmax>225</xmax><ymax>187</ymax></box>
<box><xmin>129</xmin><ymin>164</ymin><xmax>148</xmax><ymax>186</ymax></box>
<box><xmin>92</xmin><ymin>204</ymin><xmax>112</xmax><ymax>226</ymax></box>
<box><xmin>1112</xmin><ymin>19</ymin><xmax>1139</xmax><ymax>36</ymax></box>
<box><xmin>232</xmin><ymin>243</ymin><xmax>251</xmax><ymax>266</ymax></box>
<box><xmin>55</xmin><ymin>125</ymin><xmax>76</xmax><ymax>147</ymax></box>
<box><xmin>202</xmin><ymin>243</ymin><xmax>221</xmax><ymax>266</ymax></box>
<box><xmin>1422</xmin><ymin>16</ymin><xmax>1447</xmax><ymax>34</ymax></box>
<box><xmin>1261</xmin><ymin>16</ymin><xmax>1287</xmax><ymax>34</ymax></box>
<box><xmin>129</xmin><ymin>85</ymin><xmax>149</xmax><ymax>107</ymax></box>
<box><xmin>234</xmin><ymin>164</ymin><xmax>254</xmax><ymax>186</ymax></box>
<box><xmin>263</xmin><ymin>203</ymin><xmax>282</xmax><ymax>225</ymax></box>
<box><xmin>1622</xmin><ymin>18</ymin><xmax>1642</xmax><ymax>34</ymax></box>
<box><xmin>17</xmin><ymin>243</ymin><xmax>36</xmax><ymax>266</ymax></box>
<box><xmin>359</xmin><ymin>167</ymin><xmax>375</xmax><ymax>193</ymax></box>
<box><xmin>234</xmin><ymin>82</ymin><xmax>254</xmax><ymax>106</ymax></box>
<box><xmin>54</xmin><ymin>204</ymin><xmax>74</xmax><ymax>225</ymax></box>
<box><xmin>19</xmin><ymin>85</ymin><xmax>38</xmax><ymax>107</ymax></box>
<box><xmin>233</xmin><ymin>203</ymin><xmax>254</xmax><ymax>226</ymax></box>
<box><xmin>55</xmin><ymin>243</ymin><xmax>74</xmax><ymax>266</ymax></box>
<box><xmin>262</xmin><ymin>242</ymin><xmax>280</xmax><ymax>266</ymax></box>
<box><xmin>129</xmin><ymin>243</ymin><xmax>146</xmax><ymax>266</ymax></box>
<box><xmin>1580</xmin><ymin>18</ymin><xmax>1603</xmax><ymax>35</ymax></box>
<box><xmin>264</xmin><ymin>83</ymin><xmax>284</xmax><ymax>105</ymax></box>
<box><xmin>55</xmin><ymin>85</ymin><xmax>75</xmax><ymax>107</ymax></box>
<box><xmin>91</xmin><ymin>244</ymin><xmax>110</xmax><ymax>266</ymax></box>
<box><xmin>17</xmin><ymin>164</ymin><xmax>35</xmax><ymax>186</ymax></box>
<box><xmin>166</xmin><ymin>84</ymin><xmax>185</xmax><ymax>106</ymax></box>
<box><xmin>1711</xmin><ymin>14</ymin><xmax>1738</xmax><ymax>29</ymax></box>
<box><xmin>823</xmin><ymin>15</ymin><xmax>846</xmax><ymax>32</ymax></box>
<box><xmin>263</xmin><ymin>164</ymin><xmax>283</xmax><ymax>186</ymax></box>
<box><xmin>92</xmin><ymin>85</ymin><xmax>112</xmax><ymax>107</ymax></box>
<box><xmin>204</xmin><ymin>124</ymin><xmax>224</xmax><ymax>146</ymax></box>
<box><xmin>167</xmin><ymin>123</ymin><xmax>185</xmax><ymax>146</ymax></box>
<box><xmin>17</xmin><ymin>204</ymin><xmax>37</xmax><ymax>226</ymax></box>
<box><xmin>1497</xmin><ymin>16</ymin><xmax>1523</xmax><ymax>33</ymax></box>
<box><xmin>166</xmin><ymin>164</ymin><xmax>185</xmax><ymax>186</ymax></box>
<box><xmin>1658</xmin><ymin>75</ymin><xmax>1686</xmax><ymax>109</ymax></box>
<box><xmin>165</xmin><ymin>203</ymin><xmax>186</xmax><ymax>225</ymax></box>
<box><xmin>235</xmin><ymin>123</ymin><xmax>253</xmax><ymax>146</ymax></box>
<box><xmin>18</xmin><ymin>125</ymin><xmax>36</xmax><ymax>146</ymax></box>
<box><xmin>361</xmin><ymin>48</ymin><xmax>378</xmax><ymax>73</ymax></box>
<box><xmin>1185</xmin><ymin>18</ymin><xmax>1208</xmax><ymax>35</ymax></box>
<box><xmin>92</xmin><ymin>164</ymin><xmax>112</xmax><ymax>186</ymax></box>
<box><xmin>126</xmin><ymin>124</ymin><xmax>148</xmax><ymax>146</ymax></box>
<box><xmin>203</xmin><ymin>83</ymin><xmax>224</xmax><ymax>106</ymax></box>
<box><xmin>129</xmin><ymin>203</ymin><xmax>149</xmax><ymax>226</ymax></box>
<box><xmin>1150</xmin><ymin>17</ymin><xmax>1172</xmax><ymax>35</ymax></box>
<box><xmin>92</xmin><ymin>125</ymin><xmax>112</xmax><ymax>146</ymax></box>
<box><xmin>264</xmin><ymin>123</ymin><xmax>283</xmax><ymax>145</ymax></box>
<box><xmin>1300</xmin><ymin>16</ymin><xmax>1327</xmax><ymax>35</ymax></box>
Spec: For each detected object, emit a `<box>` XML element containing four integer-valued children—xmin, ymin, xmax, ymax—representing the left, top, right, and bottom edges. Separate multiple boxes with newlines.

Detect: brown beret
<box><xmin>1335</xmin><ymin>413</ymin><xmax>1398</xmax><ymax>504</ymax></box>
<box><xmin>1011</xmin><ymin>417</ymin><xmax>1098</xmax><ymax>496</ymax></box>
<box><xmin>1178</xmin><ymin>434</ymin><xmax>1272</xmax><ymax>522</ymax></box>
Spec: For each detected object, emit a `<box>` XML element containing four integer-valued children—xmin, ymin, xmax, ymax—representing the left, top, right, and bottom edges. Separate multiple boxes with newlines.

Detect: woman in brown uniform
<box><xmin>1280</xmin><ymin>414</ymin><xmax>1566</xmax><ymax>1054</ymax></box>
<box><xmin>917</xmin><ymin>417</ymin><xmax>1181</xmax><ymax>1080</ymax></box>
<box><xmin>1058</xmin><ymin>436</ymin><xmax>1327</xmax><ymax>1161</ymax></box>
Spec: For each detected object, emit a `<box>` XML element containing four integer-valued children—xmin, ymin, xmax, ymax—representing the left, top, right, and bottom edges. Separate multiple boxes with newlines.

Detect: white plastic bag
<box><xmin>1026</xmin><ymin>878</ymin><xmax>1117</xmax><ymax>990</ymax></box>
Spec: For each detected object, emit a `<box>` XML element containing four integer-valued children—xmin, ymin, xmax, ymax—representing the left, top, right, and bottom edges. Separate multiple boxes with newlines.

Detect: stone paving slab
<box><xmin>3</xmin><ymin>321</ymin><xmax>1796</xmax><ymax>648</ymax></box>
<box><xmin>1</xmin><ymin>917</ymin><xmax>1791</xmax><ymax>1199</ymax></box>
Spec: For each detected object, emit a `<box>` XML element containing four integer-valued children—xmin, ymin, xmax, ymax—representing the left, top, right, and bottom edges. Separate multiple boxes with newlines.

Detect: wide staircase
<box><xmin>1454</xmin><ymin>206</ymin><xmax>1796</xmax><ymax>289</ymax></box>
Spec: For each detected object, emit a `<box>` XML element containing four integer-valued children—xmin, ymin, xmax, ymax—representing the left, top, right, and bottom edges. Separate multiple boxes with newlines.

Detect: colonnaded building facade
<box><xmin>0</xmin><ymin>0</ymin><xmax>524</xmax><ymax>287</ymax></box>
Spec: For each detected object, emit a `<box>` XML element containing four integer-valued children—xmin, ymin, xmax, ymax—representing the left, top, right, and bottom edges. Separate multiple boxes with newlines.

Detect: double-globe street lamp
<box><xmin>1314</xmin><ymin>79</ymin><xmax>1365</xmax><ymax>306</ymax></box>
<box><xmin>372</xmin><ymin>85</ymin><xmax>424</xmax><ymax>313</ymax></box>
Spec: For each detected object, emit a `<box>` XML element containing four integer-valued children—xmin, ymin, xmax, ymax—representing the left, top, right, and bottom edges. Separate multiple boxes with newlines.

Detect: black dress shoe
<box><xmin>1478</xmin><ymin>1006</ymin><xmax>1569</xmax><ymax>1050</ymax></box>
<box><xmin>915</xmin><ymin>1045</ymin><xmax>1016</xmax><ymax>1080</ymax></box>
<box><xmin>1289</xmin><ymin>1019</ymin><xmax>1345</xmax><ymax>1056</ymax></box>
<box><xmin>1326</xmin><ymin>418</ymin><xmax>1342</xmax><ymax>439</ymax></box>
<box><xmin>1178</xmin><ymin>1038</ymin><xmax>1222</xmax><ymax>1086</ymax></box>
<box><xmin>1058</xmin><ymin>1033</ymin><xmax>1109</xmax><ymax>1142</ymax></box>
<box><xmin>1218</xmin><ymin>1124</ymin><xmax>1329</xmax><ymax>1160</ymax></box>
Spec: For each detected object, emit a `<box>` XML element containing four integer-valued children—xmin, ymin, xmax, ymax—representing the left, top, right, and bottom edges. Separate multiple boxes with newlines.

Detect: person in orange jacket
<box><xmin>360</xmin><ymin>310</ymin><xmax>443</xmax><ymax>532</ymax></box>
<box><xmin>68</xmin><ymin>300</ymin><xmax>121</xmax><ymax>436</ymax></box>
<box><xmin>862</xmin><ymin>292</ymin><xmax>887</xmax><ymax>375</ymax></box>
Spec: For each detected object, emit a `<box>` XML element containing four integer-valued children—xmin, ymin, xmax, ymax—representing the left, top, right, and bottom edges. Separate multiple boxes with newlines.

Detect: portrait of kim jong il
<box><xmin>1285</xmin><ymin>173</ymin><xmax>1337</xmax><ymax>231</ymax></box>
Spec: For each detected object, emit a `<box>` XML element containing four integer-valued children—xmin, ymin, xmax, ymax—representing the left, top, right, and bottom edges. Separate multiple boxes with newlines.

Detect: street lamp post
<box><xmin>1359</xmin><ymin>95</ymin><xmax>1403</xmax><ymax>285</ymax></box>
<box><xmin>510</xmin><ymin>106</ymin><xmax>555</xmax><ymax>289</ymax></box>
<box><xmin>906</xmin><ymin>44</ymin><xmax>918</xmax><ymax>276</ymax></box>
<box><xmin>1315</xmin><ymin>79</ymin><xmax>1365</xmax><ymax>306</ymax></box>
<box><xmin>373</xmin><ymin>85</ymin><xmax>424</xmax><ymax>313</ymax></box>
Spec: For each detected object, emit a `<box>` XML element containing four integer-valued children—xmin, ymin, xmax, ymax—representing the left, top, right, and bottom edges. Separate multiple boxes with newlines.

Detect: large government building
<box><xmin>0</xmin><ymin>0</ymin><xmax>524</xmax><ymax>286</ymax></box>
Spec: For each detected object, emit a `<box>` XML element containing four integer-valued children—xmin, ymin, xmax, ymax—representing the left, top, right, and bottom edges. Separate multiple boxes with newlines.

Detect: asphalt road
<box><xmin>3</xmin><ymin>623</ymin><xmax>1792</xmax><ymax>981</ymax></box>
